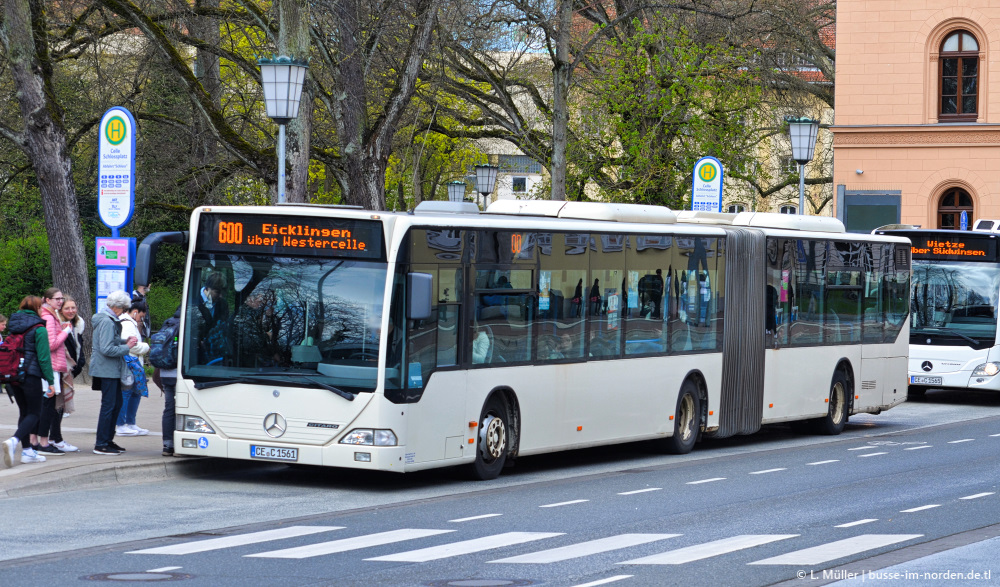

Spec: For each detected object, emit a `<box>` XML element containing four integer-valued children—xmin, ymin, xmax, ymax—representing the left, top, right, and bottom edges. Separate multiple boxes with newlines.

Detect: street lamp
<box><xmin>474</xmin><ymin>164</ymin><xmax>499</xmax><ymax>209</ymax></box>
<box><xmin>786</xmin><ymin>116</ymin><xmax>820</xmax><ymax>215</ymax></box>
<box><xmin>447</xmin><ymin>181</ymin><xmax>467</xmax><ymax>203</ymax></box>
<box><xmin>259</xmin><ymin>56</ymin><xmax>309</xmax><ymax>204</ymax></box>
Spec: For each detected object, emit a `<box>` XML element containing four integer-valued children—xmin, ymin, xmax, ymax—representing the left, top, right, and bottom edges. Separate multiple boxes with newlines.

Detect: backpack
<box><xmin>122</xmin><ymin>355</ymin><xmax>148</xmax><ymax>397</ymax></box>
<box><xmin>148</xmin><ymin>317</ymin><xmax>180</xmax><ymax>369</ymax></box>
<box><xmin>0</xmin><ymin>333</ymin><xmax>27</xmax><ymax>384</ymax></box>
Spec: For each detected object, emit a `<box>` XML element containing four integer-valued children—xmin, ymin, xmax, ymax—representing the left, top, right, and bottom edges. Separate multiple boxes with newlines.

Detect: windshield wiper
<box><xmin>920</xmin><ymin>328</ymin><xmax>981</xmax><ymax>346</ymax></box>
<box><xmin>194</xmin><ymin>374</ymin><xmax>356</xmax><ymax>401</ymax></box>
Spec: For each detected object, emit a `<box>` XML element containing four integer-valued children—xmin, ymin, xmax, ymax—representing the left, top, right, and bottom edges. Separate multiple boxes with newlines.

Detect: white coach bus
<box><xmin>136</xmin><ymin>201</ymin><xmax>911</xmax><ymax>479</ymax></box>
<box><xmin>876</xmin><ymin>226</ymin><xmax>1000</xmax><ymax>399</ymax></box>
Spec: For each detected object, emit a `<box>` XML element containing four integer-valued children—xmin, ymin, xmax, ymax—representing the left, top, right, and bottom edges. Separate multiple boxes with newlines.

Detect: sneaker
<box><xmin>128</xmin><ymin>424</ymin><xmax>149</xmax><ymax>436</ymax></box>
<box><xmin>53</xmin><ymin>441</ymin><xmax>79</xmax><ymax>452</ymax></box>
<box><xmin>162</xmin><ymin>446</ymin><xmax>174</xmax><ymax>457</ymax></box>
<box><xmin>36</xmin><ymin>444</ymin><xmax>66</xmax><ymax>456</ymax></box>
<box><xmin>2</xmin><ymin>437</ymin><xmax>19</xmax><ymax>469</ymax></box>
<box><xmin>107</xmin><ymin>441</ymin><xmax>127</xmax><ymax>453</ymax></box>
<box><xmin>115</xmin><ymin>425</ymin><xmax>139</xmax><ymax>436</ymax></box>
<box><xmin>93</xmin><ymin>445</ymin><xmax>122</xmax><ymax>455</ymax></box>
<box><xmin>20</xmin><ymin>448</ymin><xmax>46</xmax><ymax>463</ymax></box>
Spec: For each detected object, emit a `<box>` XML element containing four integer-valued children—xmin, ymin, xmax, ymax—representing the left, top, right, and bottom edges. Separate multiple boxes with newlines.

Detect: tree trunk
<box><xmin>1</xmin><ymin>0</ymin><xmax>93</xmax><ymax>348</ymax></box>
<box><xmin>278</xmin><ymin>0</ymin><xmax>312</xmax><ymax>204</ymax></box>
<box><xmin>550</xmin><ymin>0</ymin><xmax>573</xmax><ymax>202</ymax></box>
<box><xmin>187</xmin><ymin>0</ymin><xmax>222</xmax><ymax>205</ymax></box>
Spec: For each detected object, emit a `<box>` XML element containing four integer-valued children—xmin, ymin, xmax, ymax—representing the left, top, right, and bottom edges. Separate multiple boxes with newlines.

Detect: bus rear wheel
<box><xmin>660</xmin><ymin>381</ymin><xmax>700</xmax><ymax>455</ymax></box>
<box><xmin>814</xmin><ymin>371</ymin><xmax>849</xmax><ymax>435</ymax></box>
<box><xmin>468</xmin><ymin>395</ymin><xmax>509</xmax><ymax>480</ymax></box>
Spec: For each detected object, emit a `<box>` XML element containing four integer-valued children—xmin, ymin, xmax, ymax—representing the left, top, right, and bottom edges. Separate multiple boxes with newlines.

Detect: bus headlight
<box><xmin>181</xmin><ymin>415</ymin><xmax>216</xmax><ymax>434</ymax></box>
<box><xmin>339</xmin><ymin>429</ymin><xmax>397</xmax><ymax>446</ymax></box>
<box><xmin>973</xmin><ymin>362</ymin><xmax>1000</xmax><ymax>377</ymax></box>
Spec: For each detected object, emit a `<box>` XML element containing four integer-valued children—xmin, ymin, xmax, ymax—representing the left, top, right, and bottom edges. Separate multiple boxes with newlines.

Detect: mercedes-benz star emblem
<box><xmin>921</xmin><ymin>361</ymin><xmax>933</xmax><ymax>372</ymax></box>
<box><xmin>263</xmin><ymin>412</ymin><xmax>287</xmax><ymax>438</ymax></box>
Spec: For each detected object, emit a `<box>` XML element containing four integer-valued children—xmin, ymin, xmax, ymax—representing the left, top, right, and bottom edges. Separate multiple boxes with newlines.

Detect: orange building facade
<box><xmin>833</xmin><ymin>1</ymin><xmax>1000</xmax><ymax>232</ymax></box>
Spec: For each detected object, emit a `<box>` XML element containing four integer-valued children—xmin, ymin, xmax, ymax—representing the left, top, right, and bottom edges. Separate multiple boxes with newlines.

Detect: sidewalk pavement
<box><xmin>0</xmin><ymin>380</ymin><xmax>227</xmax><ymax>498</ymax></box>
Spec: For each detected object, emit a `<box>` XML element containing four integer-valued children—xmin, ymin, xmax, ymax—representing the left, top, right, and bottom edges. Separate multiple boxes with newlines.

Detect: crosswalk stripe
<box><xmin>572</xmin><ymin>576</ymin><xmax>633</xmax><ymax>587</ymax></box>
<box><xmin>128</xmin><ymin>526</ymin><xmax>343</xmax><ymax>555</ymax></box>
<box><xmin>365</xmin><ymin>532</ymin><xmax>564</xmax><ymax>562</ymax></box>
<box><xmin>960</xmin><ymin>492</ymin><xmax>994</xmax><ymax>500</ymax></box>
<box><xmin>618</xmin><ymin>488</ymin><xmax>662</xmax><ymax>495</ymax></box>
<box><xmin>748</xmin><ymin>534</ymin><xmax>922</xmax><ymax>565</ymax></box>
<box><xmin>245</xmin><ymin>529</ymin><xmax>454</xmax><ymax>559</ymax></box>
<box><xmin>490</xmin><ymin>534</ymin><xmax>680</xmax><ymax>564</ymax></box>
<box><xmin>620</xmin><ymin>534</ymin><xmax>798</xmax><ymax>565</ymax></box>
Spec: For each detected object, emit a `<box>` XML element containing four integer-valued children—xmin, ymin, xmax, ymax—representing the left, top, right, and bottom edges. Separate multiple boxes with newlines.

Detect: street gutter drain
<box><xmin>426</xmin><ymin>580</ymin><xmax>534</xmax><ymax>587</ymax></box>
<box><xmin>82</xmin><ymin>572</ymin><xmax>192</xmax><ymax>582</ymax></box>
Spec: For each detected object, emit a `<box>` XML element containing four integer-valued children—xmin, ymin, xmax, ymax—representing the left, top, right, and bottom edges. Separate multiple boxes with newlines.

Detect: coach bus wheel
<box><xmin>661</xmin><ymin>381</ymin><xmax>700</xmax><ymax>455</ymax></box>
<box><xmin>469</xmin><ymin>395</ymin><xmax>509</xmax><ymax>480</ymax></box>
<box><xmin>815</xmin><ymin>371</ymin><xmax>848</xmax><ymax>435</ymax></box>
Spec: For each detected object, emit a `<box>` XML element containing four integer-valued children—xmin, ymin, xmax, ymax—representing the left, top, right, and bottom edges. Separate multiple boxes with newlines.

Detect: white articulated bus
<box><xmin>136</xmin><ymin>201</ymin><xmax>911</xmax><ymax>479</ymax></box>
<box><xmin>877</xmin><ymin>226</ymin><xmax>1000</xmax><ymax>399</ymax></box>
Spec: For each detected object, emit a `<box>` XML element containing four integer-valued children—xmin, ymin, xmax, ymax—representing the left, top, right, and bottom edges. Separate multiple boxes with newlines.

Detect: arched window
<box><xmin>727</xmin><ymin>204</ymin><xmax>745</xmax><ymax>213</ymax></box>
<box><xmin>937</xmin><ymin>187</ymin><xmax>974</xmax><ymax>229</ymax></box>
<box><xmin>940</xmin><ymin>31</ymin><xmax>979</xmax><ymax>121</ymax></box>
<box><xmin>779</xmin><ymin>205</ymin><xmax>797</xmax><ymax>215</ymax></box>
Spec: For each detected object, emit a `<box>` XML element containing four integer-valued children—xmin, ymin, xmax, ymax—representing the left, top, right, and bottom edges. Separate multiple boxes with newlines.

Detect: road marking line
<box><xmin>246</xmin><ymin>529</ymin><xmax>454</xmax><ymax>559</ymax></box>
<box><xmin>491</xmin><ymin>534</ymin><xmax>679</xmax><ymax>564</ymax></box>
<box><xmin>948</xmin><ymin>439</ymin><xmax>974</xmax><ymax>444</ymax></box>
<box><xmin>540</xmin><ymin>499</ymin><xmax>589</xmax><ymax>508</ymax></box>
<box><xmin>749</xmin><ymin>468</ymin><xmax>787</xmax><ymax>475</ymax></box>
<box><xmin>960</xmin><ymin>492</ymin><xmax>994</xmax><ymax>500</ymax></box>
<box><xmin>858</xmin><ymin>452</ymin><xmax>887</xmax><ymax>457</ymax></box>
<box><xmin>366</xmin><ymin>532</ymin><xmax>563</xmax><ymax>562</ymax></box>
<box><xmin>146</xmin><ymin>567</ymin><xmax>182</xmax><ymax>573</ymax></box>
<box><xmin>127</xmin><ymin>526</ymin><xmax>344</xmax><ymax>555</ymax></box>
<box><xmin>618</xmin><ymin>488</ymin><xmax>662</xmax><ymax>495</ymax></box>
<box><xmin>807</xmin><ymin>460</ymin><xmax>839</xmax><ymax>465</ymax></box>
<box><xmin>571</xmin><ymin>575</ymin><xmax>633</xmax><ymax>587</ymax></box>
<box><xmin>749</xmin><ymin>534</ymin><xmax>922</xmax><ymax>565</ymax></box>
<box><xmin>835</xmin><ymin>519</ymin><xmax>878</xmax><ymax>528</ymax></box>
<box><xmin>449</xmin><ymin>514</ymin><xmax>502</xmax><ymax>523</ymax></box>
<box><xmin>621</xmin><ymin>534</ymin><xmax>798</xmax><ymax>565</ymax></box>
<box><xmin>990</xmin><ymin>434</ymin><xmax>1000</xmax><ymax>437</ymax></box>
<box><xmin>848</xmin><ymin>447</ymin><xmax>874</xmax><ymax>451</ymax></box>
<box><xmin>686</xmin><ymin>478</ymin><xmax>726</xmax><ymax>485</ymax></box>
<box><xmin>901</xmin><ymin>505</ymin><xmax>940</xmax><ymax>513</ymax></box>
<box><xmin>904</xmin><ymin>446</ymin><xmax>931</xmax><ymax>450</ymax></box>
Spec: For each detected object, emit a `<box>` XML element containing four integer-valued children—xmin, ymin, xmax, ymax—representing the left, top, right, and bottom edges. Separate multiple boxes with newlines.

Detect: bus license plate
<box><xmin>910</xmin><ymin>376</ymin><xmax>942</xmax><ymax>385</ymax></box>
<box><xmin>250</xmin><ymin>445</ymin><xmax>298</xmax><ymax>462</ymax></box>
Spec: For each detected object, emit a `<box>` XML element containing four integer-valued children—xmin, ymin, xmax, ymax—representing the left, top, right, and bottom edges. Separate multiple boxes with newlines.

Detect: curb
<box><xmin>0</xmin><ymin>456</ymin><xmax>260</xmax><ymax>499</ymax></box>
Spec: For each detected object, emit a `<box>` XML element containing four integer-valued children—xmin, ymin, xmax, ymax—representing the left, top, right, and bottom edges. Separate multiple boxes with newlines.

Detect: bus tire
<box><xmin>468</xmin><ymin>394</ymin><xmax>509</xmax><ymax>480</ymax></box>
<box><xmin>907</xmin><ymin>386</ymin><xmax>927</xmax><ymax>400</ymax></box>
<box><xmin>661</xmin><ymin>381</ymin><xmax>700</xmax><ymax>454</ymax></box>
<box><xmin>815</xmin><ymin>371</ymin><xmax>849</xmax><ymax>435</ymax></box>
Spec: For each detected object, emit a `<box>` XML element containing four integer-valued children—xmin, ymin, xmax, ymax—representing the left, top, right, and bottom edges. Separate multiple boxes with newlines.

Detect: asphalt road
<box><xmin>2</xmin><ymin>389</ymin><xmax>1000</xmax><ymax>587</ymax></box>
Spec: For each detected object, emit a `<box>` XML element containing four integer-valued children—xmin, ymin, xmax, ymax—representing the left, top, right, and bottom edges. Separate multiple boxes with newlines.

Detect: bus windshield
<box><xmin>182</xmin><ymin>253</ymin><xmax>389</xmax><ymax>392</ymax></box>
<box><xmin>911</xmin><ymin>260</ymin><xmax>1000</xmax><ymax>346</ymax></box>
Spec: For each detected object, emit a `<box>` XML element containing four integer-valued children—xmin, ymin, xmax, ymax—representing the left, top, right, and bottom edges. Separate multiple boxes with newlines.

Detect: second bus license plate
<box><xmin>250</xmin><ymin>445</ymin><xmax>298</xmax><ymax>462</ymax></box>
<box><xmin>910</xmin><ymin>375</ymin><xmax>942</xmax><ymax>385</ymax></box>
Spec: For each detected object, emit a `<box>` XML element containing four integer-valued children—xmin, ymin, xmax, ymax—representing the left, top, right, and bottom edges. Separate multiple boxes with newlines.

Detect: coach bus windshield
<box><xmin>911</xmin><ymin>261</ymin><xmax>1000</xmax><ymax>347</ymax></box>
<box><xmin>181</xmin><ymin>253</ymin><xmax>389</xmax><ymax>393</ymax></box>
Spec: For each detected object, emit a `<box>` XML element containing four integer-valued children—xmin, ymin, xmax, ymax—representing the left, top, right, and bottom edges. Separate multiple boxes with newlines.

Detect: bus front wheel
<box><xmin>815</xmin><ymin>371</ymin><xmax>849</xmax><ymax>435</ymax></box>
<box><xmin>469</xmin><ymin>395</ymin><xmax>509</xmax><ymax>480</ymax></box>
<box><xmin>660</xmin><ymin>381</ymin><xmax>700</xmax><ymax>455</ymax></box>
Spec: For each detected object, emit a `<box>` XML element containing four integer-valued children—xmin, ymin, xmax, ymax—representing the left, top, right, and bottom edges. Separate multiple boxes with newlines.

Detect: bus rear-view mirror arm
<box><xmin>135</xmin><ymin>231</ymin><xmax>188</xmax><ymax>287</ymax></box>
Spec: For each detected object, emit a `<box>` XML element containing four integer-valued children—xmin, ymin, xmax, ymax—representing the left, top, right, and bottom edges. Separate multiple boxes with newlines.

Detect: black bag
<box><xmin>148</xmin><ymin>316</ymin><xmax>180</xmax><ymax>369</ymax></box>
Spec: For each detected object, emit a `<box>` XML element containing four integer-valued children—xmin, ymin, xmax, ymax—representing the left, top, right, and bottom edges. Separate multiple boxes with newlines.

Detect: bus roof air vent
<box><xmin>485</xmin><ymin>200</ymin><xmax>677</xmax><ymax>224</ymax></box>
<box><xmin>413</xmin><ymin>201</ymin><xmax>481</xmax><ymax>215</ymax></box>
<box><xmin>973</xmin><ymin>219</ymin><xmax>1000</xmax><ymax>232</ymax></box>
<box><xmin>675</xmin><ymin>211</ymin><xmax>737</xmax><ymax>225</ymax></box>
<box><xmin>731</xmin><ymin>212</ymin><xmax>845</xmax><ymax>233</ymax></box>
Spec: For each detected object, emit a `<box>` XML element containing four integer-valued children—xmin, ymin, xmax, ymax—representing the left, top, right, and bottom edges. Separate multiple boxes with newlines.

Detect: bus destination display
<box><xmin>197</xmin><ymin>213</ymin><xmax>384</xmax><ymax>259</ymax></box>
<box><xmin>909</xmin><ymin>235</ymin><xmax>998</xmax><ymax>262</ymax></box>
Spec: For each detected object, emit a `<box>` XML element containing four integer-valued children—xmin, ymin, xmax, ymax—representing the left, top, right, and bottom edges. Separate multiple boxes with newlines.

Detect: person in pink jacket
<box><xmin>36</xmin><ymin>287</ymin><xmax>73</xmax><ymax>456</ymax></box>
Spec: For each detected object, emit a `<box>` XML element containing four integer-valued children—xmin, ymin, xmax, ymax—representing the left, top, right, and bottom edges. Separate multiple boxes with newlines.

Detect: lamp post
<box><xmin>259</xmin><ymin>56</ymin><xmax>309</xmax><ymax>204</ymax></box>
<box><xmin>474</xmin><ymin>164</ymin><xmax>499</xmax><ymax>209</ymax></box>
<box><xmin>786</xmin><ymin>116</ymin><xmax>820</xmax><ymax>215</ymax></box>
<box><xmin>447</xmin><ymin>181</ymin><xmax>467</xmax><ymax>203</ymax></box>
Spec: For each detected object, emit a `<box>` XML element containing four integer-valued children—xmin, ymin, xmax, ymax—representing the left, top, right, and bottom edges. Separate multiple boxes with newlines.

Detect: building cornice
<box><xmin>832</xmin><ymin>124</ymin><xmax>1000</xmax><ymax>147</ymax></box>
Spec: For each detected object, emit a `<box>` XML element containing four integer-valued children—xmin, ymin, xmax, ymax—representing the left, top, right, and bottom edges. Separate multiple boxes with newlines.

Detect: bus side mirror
<box><xmin>135</xmin><ymin>231</ymin><xmax>188</xmax><ymax>287</ymax></box>
<box><xmin>407</xmin><ymin>273</ymin><xmax>433</xmax><ymax>320</ymax></box>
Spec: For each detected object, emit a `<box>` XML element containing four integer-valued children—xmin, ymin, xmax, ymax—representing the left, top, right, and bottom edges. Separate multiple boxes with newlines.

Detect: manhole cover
<box><xmin>426</xmin><ymin>580</ymin><xmax>534</xmax><ymax>587</ymax></box>
<box><xmin>83</xmin><ymin>572</ymin><xmax>192</xmax><ymax>582</ymax></box>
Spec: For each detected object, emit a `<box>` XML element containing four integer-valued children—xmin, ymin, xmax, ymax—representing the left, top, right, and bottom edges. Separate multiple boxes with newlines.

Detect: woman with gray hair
<box><xmin>89</xmin><ymin>290</ymin><xmax>137</xmax><ymax>455</ymax></box>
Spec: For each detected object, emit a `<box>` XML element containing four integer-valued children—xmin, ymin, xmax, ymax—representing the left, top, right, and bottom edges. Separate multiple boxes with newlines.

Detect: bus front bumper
<box><xmin>173</xmin><ymin>432</ymin><xmax>409</xmax><ymax>471</ymax></box>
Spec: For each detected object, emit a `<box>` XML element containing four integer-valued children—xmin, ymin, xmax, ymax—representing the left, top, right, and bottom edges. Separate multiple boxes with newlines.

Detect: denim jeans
<box><xmin>161</xmin><ymin>377</ymin><xmax>176</xmax><ymax>447</ymax></box>
<box><xmin>117</xmin><ymin>388</ymin><xmax>142</xmax><ymax>427</ymax></box>
<box><xmin>96</xmin><ymin>377</ymin><xmax>123</xmax><ymax>446</ymax></box>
